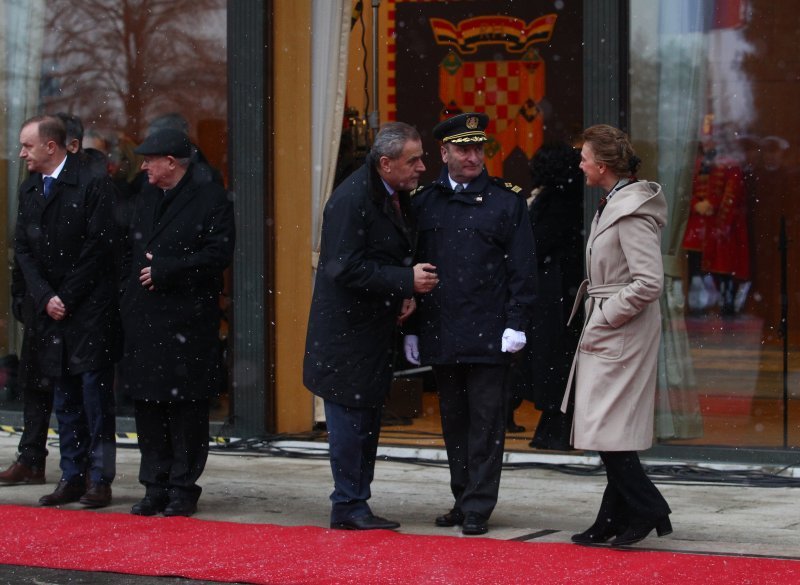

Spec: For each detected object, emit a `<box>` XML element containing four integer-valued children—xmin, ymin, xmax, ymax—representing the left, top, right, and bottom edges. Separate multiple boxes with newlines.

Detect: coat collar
<box><xmin>21</xmin><ymin>152</ymin><xmax>81</xmax><ymax>208</ymax></box>
<box><xmin>433</xmin><ymin>166</ymin><xmax>490</xmax><ymax>205</ymax></box>
<box><xmin>145</xmin><ymin>164</ymin><xmax>202</xmax><ymax>244</ymax></box>
<box><xmin>365</xmin><ymin>156</ymin><xmax>415</xmax><ymax>240</ymax></box>
<box><xmin>590</xmin><ymin>180</ymin><xmax>668</xmax><ymax>242</ymax></box>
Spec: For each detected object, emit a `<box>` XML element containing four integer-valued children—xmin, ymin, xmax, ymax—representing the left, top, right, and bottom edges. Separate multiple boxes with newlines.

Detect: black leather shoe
<box><xmin>331</xmin><ymin>514</ymin><xmax>400</xmax><ymax>531</ymax></box>
<box><xmin>507</xmin><ymin>422</ymin><xmax>526</xmax><ymax>433</ymax></box>
<box><xmin>131</xmin><ymin>495</ymin><xmax>169</xmax><ymax>516</ymax></box>
<box><xmin>571</xmin><ymin>520</ymin><xmax>625</xmax><ymax>545</ymax></box>
<box><xmin>80</xmin><ymin>483</ymin><xmax>112</xmax><ymax>508</ymax></box>
<box><xmin>611</xmin><ymin>516</ymin><xmax>672</xmax><ymax>547</ymax></box>
<box><xmin>435</xmin><ymin>507</ymin><xmax>465</xmax><ymax>527</ymax></box>
<box><xmin>0</xmin><ymin>460</ymin><xmax>45</xmax><ymax>485</ymax></box>
<box><xmin>38</xmin><ymin>480</ymin><xmax>85</xmax><ymax>506</ymax></box>
<box><xmin>163</xmin><ymin>498</ymin><xmax>198</xmax><ymax>517</ymax></box>
<box><xmin>461</xmin><ymin>511</ymin><xmax>488</xmax><ymax>535</ymax></box>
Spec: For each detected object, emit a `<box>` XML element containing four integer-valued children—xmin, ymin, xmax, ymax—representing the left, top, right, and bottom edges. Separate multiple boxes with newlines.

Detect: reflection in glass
<box><xmin>0</xmin><ymin>0</ymin><xmax>229</xmax><ymax>421</ymax></box>
<box><xmin>631</xmin><ymin>0</ymin><xmax>800</xmax><ymax>450</ymax></box>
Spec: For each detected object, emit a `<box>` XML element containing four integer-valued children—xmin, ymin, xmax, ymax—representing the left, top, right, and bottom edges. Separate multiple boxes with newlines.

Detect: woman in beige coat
<box><xmin>563</xmin><ymin>125</ymin><xmax>672</xmax><ymax>547</ymax></box>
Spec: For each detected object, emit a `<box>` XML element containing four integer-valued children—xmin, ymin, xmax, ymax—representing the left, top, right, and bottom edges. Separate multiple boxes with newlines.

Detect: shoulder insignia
<box><xmin>491</xmin><ymin>176</ymin><xmax>524</xmax><ymax>194</ymax></box>
<box><xmin>410</xmin><ymin>181</ymin><xmax>438</xmax><ymax>197</ymax></box>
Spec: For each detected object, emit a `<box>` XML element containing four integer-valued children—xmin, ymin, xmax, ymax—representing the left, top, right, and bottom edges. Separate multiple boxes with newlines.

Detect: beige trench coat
<box><xmin>561</xmin><ymin>181</ymin><xmax>668</xmax><ymax>451</ymax></box>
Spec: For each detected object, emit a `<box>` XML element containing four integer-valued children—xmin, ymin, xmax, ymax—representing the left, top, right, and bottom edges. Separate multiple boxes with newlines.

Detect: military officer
<box><xmin>404</xmin><ymin>112</ymin><xmax>537</xmax><ymax>535</ymax></box>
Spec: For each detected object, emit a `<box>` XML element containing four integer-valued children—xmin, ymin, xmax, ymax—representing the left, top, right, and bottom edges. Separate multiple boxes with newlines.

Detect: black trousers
<box><xmin>596</xmin><ymin>451</ymin><xmax>671</xmax><ymax>526</ymax></box>
<box><xmin>18</xmin><ymin>385</ymin><xmax>54</xmax><ymax>469</ymax></box>
<box><xmin>134</xmin><ymin>399</ymin><xmax>209</xmax><ymax>503</ymax></box>
<box><xmin>434</xmin><ymin>363</ymin><xmax>508</xmax><ymax>519</ymax></box>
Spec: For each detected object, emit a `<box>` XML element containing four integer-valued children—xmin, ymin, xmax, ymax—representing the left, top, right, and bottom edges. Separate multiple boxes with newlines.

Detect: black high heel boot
<box><xmin>571</xmin><ymin>519</ymin><xmax>626</xmax><ymax>545</ymax></box>
<box><xmin>610</xmin><ymin>516</ymin><xmax>672</xmax><ymax>547</ymax></box>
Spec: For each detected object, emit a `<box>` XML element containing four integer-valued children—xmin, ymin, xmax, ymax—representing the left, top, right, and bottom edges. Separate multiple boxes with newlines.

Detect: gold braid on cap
<box><xmin>444</xmin><ymin>132</ymin><xmax>487</xmax><ymax>144</ymax></box>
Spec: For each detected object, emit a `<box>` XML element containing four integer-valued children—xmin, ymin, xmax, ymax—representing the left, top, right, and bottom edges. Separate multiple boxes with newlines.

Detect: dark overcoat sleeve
<box><xmin>503</xmin><ymin>194</ymin><xmax>538</xmax><ymax>332</ymax></box>
<box><xmin>14</xmin><ymin>190</ymin><xmax>54</xmax><ymax>314</ymax></box>
<box><xmin>320</xmin><ymin>187</ymin><xmax>414</xmax><ymax>298</ymax></box>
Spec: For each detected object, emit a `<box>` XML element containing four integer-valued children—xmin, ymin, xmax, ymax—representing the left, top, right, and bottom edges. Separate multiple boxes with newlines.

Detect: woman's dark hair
<box><xmin>529</xmin><ymin>142</ymin><xmax>583</xmax><ymax>191</ymax></box>
<box><xmin>582</xmin><ymin>124</ymin><xmax>640</xmax><ymax>177</ymax></box>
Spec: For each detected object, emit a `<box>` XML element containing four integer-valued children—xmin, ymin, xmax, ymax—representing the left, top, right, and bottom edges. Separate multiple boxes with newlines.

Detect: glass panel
<box><xmin>630</xmin><ymin>0</ymin><xmax>800</xmax><ymax>449</ymax></box>
<box><xmin>0</xmin><ymin>0</ymin><xmax>230</xmax><ymax>421</ymax></box>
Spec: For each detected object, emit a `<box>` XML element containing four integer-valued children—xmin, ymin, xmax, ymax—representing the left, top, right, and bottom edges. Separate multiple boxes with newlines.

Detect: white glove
<box><xmin>501</xmin><ymin>328</ymin><xmax>526</xmax><ymax>353</ymax></box>
<box><xmin>403</xmin><ymin>335</ymin><xmax>421</xmax><ymax>365</ymax></box>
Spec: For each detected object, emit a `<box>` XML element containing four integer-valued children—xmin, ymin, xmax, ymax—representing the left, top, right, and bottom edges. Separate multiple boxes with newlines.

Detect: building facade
<box><xmin>0</xmin><ymin>0</ymin><xmax>797</xmax><ymax>463</ymax></box>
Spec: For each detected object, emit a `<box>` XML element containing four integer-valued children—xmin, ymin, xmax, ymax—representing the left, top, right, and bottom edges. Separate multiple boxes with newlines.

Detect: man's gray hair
<box><xmin>371</xmin><ymin>122</ymin><xmax>421</xmax><ymax>162</ymax></box>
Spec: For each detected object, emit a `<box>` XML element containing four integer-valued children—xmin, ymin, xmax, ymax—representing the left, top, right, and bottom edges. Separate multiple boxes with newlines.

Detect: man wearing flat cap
<box><xmin>118</xmin><ymin>127</ymin><xmax>235</xmax><ymax>517</ymax></box>
<box><xmin>404</xmin><ymin>112</ymin><xmax>537</xmax><ymax>535</ymax></box>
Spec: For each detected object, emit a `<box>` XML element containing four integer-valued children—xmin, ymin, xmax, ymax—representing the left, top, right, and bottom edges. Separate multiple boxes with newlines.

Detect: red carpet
<box><xmin>0</xmin><ymin>505</ymin><xmax>797</xmax><ymax>584</ymax></box>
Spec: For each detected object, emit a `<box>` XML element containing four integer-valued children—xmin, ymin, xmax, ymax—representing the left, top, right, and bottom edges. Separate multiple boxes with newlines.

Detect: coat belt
<box><xmin>561</xmin><ymin>280</ymin><xmax>631</xmax><ymax>416</ymax></box>
<box><xmin>566</xmin><ymin>280</ymin><xmax>629</xmax><ymax>325</ymax></box>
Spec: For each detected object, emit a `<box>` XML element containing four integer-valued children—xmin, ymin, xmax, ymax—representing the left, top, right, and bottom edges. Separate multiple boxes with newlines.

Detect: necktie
<box><xmin>389</xmin><ymin>192</ymin><xmax>403</xmax><ymax>221</ymax></box>
<box><xmin>454</xmin><ymin>183</ymin><xmax>464</xmax><ymax>193</ymax></box>
<box><xmin>596</xmin><ymin>196</ymin><xmax>607</xmax><ymax>217</ymax></box>
<box><xmin>43</xmin><ymin>176</ymin><xmax>54</xmax><ymax>199</ymax></box>
<box><xmin>156</xmin><ymin>190</ymin><xmax>175</xmax><ymax>222</ymax></box>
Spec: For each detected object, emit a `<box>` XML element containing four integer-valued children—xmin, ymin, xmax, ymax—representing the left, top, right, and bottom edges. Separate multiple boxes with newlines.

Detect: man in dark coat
<box><xmin>303</xmin><ymin>122</ymin><xmax>438</xmax><ymax>531</ymax></box>
<box><xmin>0</xmin><ymin>112</ymin><xmax>113</xmax><ymax>488</ymax></box>
<box><xmin>117</xmin><ymin>128</ymin><xmax>235</xmax><ymax>517</ymax></box>
<box><xmin>13</xmin><ymin>114</ymin><xmax>120</xmax><ymax>508</ymax></box>
<box><xmin>404</xmin><ymin>112</ymin><xmax>537</xmax><ymax>535</ymax></box>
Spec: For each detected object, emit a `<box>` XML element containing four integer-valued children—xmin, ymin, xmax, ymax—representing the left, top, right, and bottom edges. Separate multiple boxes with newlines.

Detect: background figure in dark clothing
<box><xmin>56</xmin><ymin>112</ymin><xmax>109</xmax><ymax>177</ymax></box>
<box><xmin>0</xmin><ymin>258</ymin><xmax>52</xmax><ymax>486</ymax></box>
<box><xmin>506</xmin><ymin>142</ymin><xmax>584</xmax><ymax>450</ymax></box>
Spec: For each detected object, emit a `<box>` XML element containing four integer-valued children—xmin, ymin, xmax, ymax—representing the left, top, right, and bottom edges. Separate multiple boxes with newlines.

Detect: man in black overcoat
<box><xmin>303</xmin><ymin>122</ymin><xmax>438</xmax><ymax>530</ymax></box>
<box><xmin>0</xmin><ymin>112</ymin><xmax>113</xmax><ymax>488</ymax></box>
<box><xmin>117</xmin><ymin>128</ymin><xmax>235</xmax><ymax>517</ymax></box>
<box><xmin>14</xmin><ymin>115</ymin><xmax>120</xmax><ymax>508</ymax></box>
<box><xmin>404</xmin><ymin>113</ymin><xmax>538</xmax><ymax>535</ymax></box>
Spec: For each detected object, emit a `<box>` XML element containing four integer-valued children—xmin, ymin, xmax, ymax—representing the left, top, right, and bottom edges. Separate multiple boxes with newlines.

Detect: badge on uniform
<box><xmin>475</xmin><ymin>195</ymin><xmax>483</xmax><ymax>203</ymax></box>
<box><xmin>505</xmin><ymin>182</ymin><xmax>523</xmax><ymax>194</ymax></box>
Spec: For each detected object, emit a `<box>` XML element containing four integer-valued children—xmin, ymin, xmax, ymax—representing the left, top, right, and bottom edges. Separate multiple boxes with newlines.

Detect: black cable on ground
<box><xmin>205</xmin><ymin>432</ymin><xmax>800</xmax><ymax>488</ymax></box>
<box><xmin>9</xmin><ymin>428</ymin><xmax>799</xmax><ymax>488</ymax></box>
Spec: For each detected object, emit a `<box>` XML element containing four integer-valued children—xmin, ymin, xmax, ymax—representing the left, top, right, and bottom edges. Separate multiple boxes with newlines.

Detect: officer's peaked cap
<box><xmin>433</xmin><ymin>112</ymin><xmax>489</xmax><ymax>144</ymax></box>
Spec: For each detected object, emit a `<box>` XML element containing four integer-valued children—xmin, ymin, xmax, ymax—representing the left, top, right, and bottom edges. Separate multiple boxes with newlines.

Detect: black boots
<box><xmin>572</xmin><ymin>515</ymin><xmax>672</xmax><ymax>546</ymax></box>
<box><xmin>571</xmin><ymin>519</ymin><xmax>625</xmax><ymax>545</ymax></box>
<box><xmin>610</xmin><ymin>516</ymin><xmax>672</xmax><ymax>547</ymax></box>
